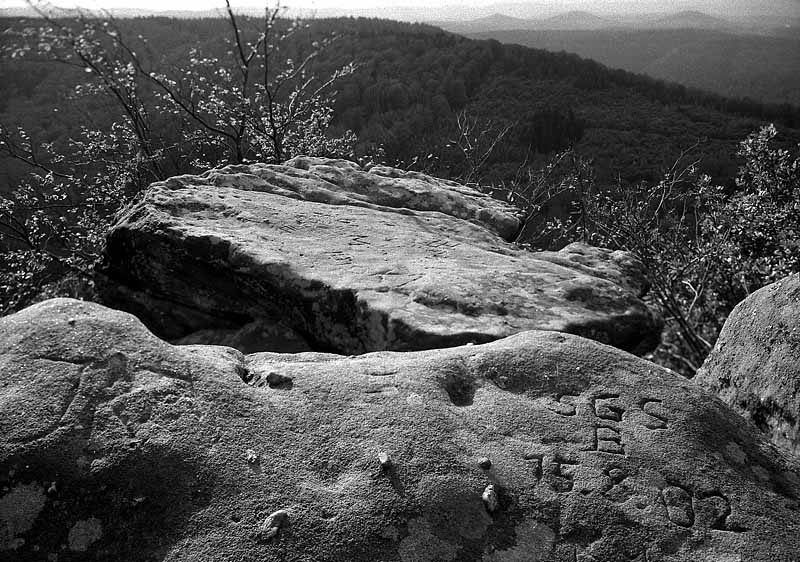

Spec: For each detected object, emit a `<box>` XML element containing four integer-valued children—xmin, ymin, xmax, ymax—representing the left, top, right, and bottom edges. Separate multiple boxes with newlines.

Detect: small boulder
<box><xmin>696</xmin><ymin>274</ymin><xmax>800</xmax><ymax>457</ymax></box>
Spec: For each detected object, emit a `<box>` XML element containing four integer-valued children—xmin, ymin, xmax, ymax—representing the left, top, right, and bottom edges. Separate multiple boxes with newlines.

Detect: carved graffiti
<box><xmin>585</xmin><ymin>394</ymin><xmax>626</xmax><ymax>456</ymax></box>
<box><xmin>639</xmin><ymin>398</ymin><xmax>669</xmax><ymax>430</ymax></box>
<box><xmin>523</xmin><ymin>451</ymin><xmax>544</xmax><ymax>481</ymax></box>
<box><xmin>544</xmin><ymin>394</ymin><xmax>578</xmax><ymax>417</ymax></box>
<box><xmin>546</xmin><ymin>453</ymin><xmax>581</xmax><ymax>493</ymax></box>
<box><xmin>523</xmin><ymin>450</ymin><xmax>580</xmax><ymax>493</ymax></box>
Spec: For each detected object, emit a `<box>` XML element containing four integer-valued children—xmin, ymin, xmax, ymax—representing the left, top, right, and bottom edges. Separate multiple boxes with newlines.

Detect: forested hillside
<box><xmin>2</xmin><ymin>15</ymin><xmax>799</xmax><ymax>194</ymax></box>
<box><xmin>468</xmin><ymin>28</ymin><xmax>800</xmax><ymax>106</ymax></box>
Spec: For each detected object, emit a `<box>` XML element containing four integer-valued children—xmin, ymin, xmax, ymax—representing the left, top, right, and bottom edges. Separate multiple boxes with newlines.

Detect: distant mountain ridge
<box><xmin>468</xmin><ymin>27</ymin><xmax>800</xmax><ymax>106</ymax></box>
<box><xmin>446</xmin><ymin>13</ymin><xmax>531</xmax><ymax>32</ymax></box>
<box><xmin>539</xmin><ymin>10</ymin><xmax>614</xmax><ymax>30</ymax></box>
<box><xmin>428</xmin><ymin>11</ymin><xmax>616</xmax><ymax>32</ymax></box>
<box><xmin>650</xmin><ymin>10</ymin><xmax>732</xmax><ymax>29</ymax></box>
<box><xmin>433</xmin><ymin>8</ymin><xmax>797</xmax><ymax>35</ymax></box>
<box><xmin>3</xmin><ymin>5</ymin><xmax>798</xmax><ymax>38</ymax></box>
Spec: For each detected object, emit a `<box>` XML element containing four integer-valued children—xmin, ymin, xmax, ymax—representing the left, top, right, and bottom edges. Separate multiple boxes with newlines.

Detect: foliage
<box><xmin>445</xmin><ymin>110</ymin><xmax>512</xmax><ymax>186</ymax></box>
<box><xmin>5</xmin><ymin>2</ymin><xmax>358</xmax><ymax>165</ymax></box>
<box><xmin>502</xmin><ymin>150</ymin><xmax>594</xmax><ymax>246</ymax></box>
<box><xmin>140</xmin><ymin>3</ymin><xmax>356</xmax><ymax>164</ymax></box>
<box><xmin>723</xmin><ymin>124</ymin><xmax>800</xmax><ymax>289</ymax></box>
<box><xmin>0</xmin><ymin>2</ymin><xmax>358</xmax><ymax>314</ymax></box>
<box><xmin>0</xmin><ymin>121</ymin><xmax>145</xmax><ymax>313</ymax></box>
<box><xmin>531</xmin><ymin>125</ymin><xmax>800</xmax><ymax>376</ymax></box>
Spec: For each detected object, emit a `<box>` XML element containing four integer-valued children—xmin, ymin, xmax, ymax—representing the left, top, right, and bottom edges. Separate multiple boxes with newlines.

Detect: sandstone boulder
<box><xmin>96</xmin><ymin>157</ymin><xmax>661</xmax><ymax>355</ymax></box>
<box><xmin>696</xmin><ymin>274</ymin><xmax>800</xmax><ymax>457</ymax></box>
<box><xmin>1</xmin><ymin>299</ymin><xmax>798</xmax><ymax>561</ymax></box>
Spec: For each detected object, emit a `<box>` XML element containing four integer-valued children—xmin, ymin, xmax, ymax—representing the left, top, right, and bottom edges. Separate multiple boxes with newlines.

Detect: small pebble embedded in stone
<box><xmin>482</xmin><ymin>484</ymin><xmax>499</xmax><ymax>513</ymax></box>
<box><xmin>258</xmin><ymin>509</ymin><xmax>289</xmax><ymax>543</ymax></box>
<box><xmin>477</xmin><ymin>457</ymin><xmax>492</xmax><ymax>469</ymax></box>
<box><xmin>378</xmin><ymin>452</ymin><xmax>392</xmax><ymax>469</ymax></box>
<box><xmin>246</xmin><ymin>449</ymin><xmax>259</xmax><ymax>464</ymax></box>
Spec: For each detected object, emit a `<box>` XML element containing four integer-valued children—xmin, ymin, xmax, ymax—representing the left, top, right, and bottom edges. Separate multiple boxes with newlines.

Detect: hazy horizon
<box><xmin>3</xmin><ymin>0</ymin><xmax>800</xmax><ymax>19</ymax></box>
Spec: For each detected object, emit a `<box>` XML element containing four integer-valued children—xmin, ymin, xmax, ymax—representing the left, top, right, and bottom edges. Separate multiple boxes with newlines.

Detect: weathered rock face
<box><xmin>2</xmin><ymin>299</ymin><xmax>798</xmax><ymax>561</ymax></box>
<box><xmin>96</xmin><ymin>157</ymin><xmax>662</xmax><ymax>355</ymax></box>
<box><xmin>696</xmin><ymin>274</ymin><xmax>800</xmax><ymax>457</ymax></box>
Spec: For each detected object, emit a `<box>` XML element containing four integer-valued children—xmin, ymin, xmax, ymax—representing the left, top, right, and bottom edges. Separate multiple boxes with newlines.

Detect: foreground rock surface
<box><xmin>696</xmin><ymin>274</ymin><xmax>800</xmax><ymax>457</ymax></box>
<box><xmin>96</xmin><ymin>157</ymin><xmax>661</xmax><ymax>355</ymax></box>
<box><xmin>2</xmin><ymin>299</ymin><xmax>798</xmax><ymax>561</ymax></box>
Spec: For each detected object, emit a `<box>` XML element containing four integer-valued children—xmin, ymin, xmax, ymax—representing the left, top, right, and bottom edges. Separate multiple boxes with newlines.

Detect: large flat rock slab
<box><xmin>696</xmin><ymin>274</ymin><xmax>800</xmax><ymax>457</ymax></box>
<box><xmin>96</xmin><ymin>157</ymin><xmax>661</xmax><ymax>355</ymax></box>
<box><xmin>1</xmin><ymin>299</ymin><xmax>798</xmax><ymax>561</ymax></box>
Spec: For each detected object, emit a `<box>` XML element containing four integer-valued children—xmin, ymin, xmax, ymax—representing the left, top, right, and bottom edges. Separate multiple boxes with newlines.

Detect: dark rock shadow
<box><xmin>2</xmin><ymin>443</ymin><xmax>219</xmax><ymax>562</ymax></box>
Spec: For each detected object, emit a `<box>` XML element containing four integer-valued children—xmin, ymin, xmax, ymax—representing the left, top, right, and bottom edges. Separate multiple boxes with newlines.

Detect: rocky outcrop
<box><xmin>696</xmin><ymin>274</ymin><xmax>800</xmax><ymax>457</ymax></box>
<box><xmin>2</xmin><ymin>298</ymin><xmax>798</xmax><ymax>561</ymax></box>
<box><xmin>95</xmin><ymin>157</ymin><xmax>662</xmax><ymax>355</ymax></box>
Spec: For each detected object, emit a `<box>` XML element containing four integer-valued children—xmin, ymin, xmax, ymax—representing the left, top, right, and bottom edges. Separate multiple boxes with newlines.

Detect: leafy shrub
<box><xmin>0</xmin><ymin>121</ymin><xmax>147</xmax><ymax>313</ymax></box>
<box><xmin>519</xmin><ymin>125</ymin><xmax>800</xmax><ymax>375</ymax></box>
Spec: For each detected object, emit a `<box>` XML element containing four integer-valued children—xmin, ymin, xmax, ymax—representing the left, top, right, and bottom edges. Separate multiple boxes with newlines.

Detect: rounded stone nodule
<box><xmin>482</xmin><ymin>484</ymin><xmax>499</xmax><ymax>513</ymax></box>
<box><xmin>258</xmin><ymin>509</ymin><xmax>289</xmax><ymax>542</ymax></box>
<box><xmin>378</xmin><ymin>452</ymin><xmax>392</xmax><ymax>469</ymax></box>
<box><xmin>246</xmin><ymin>449</ymin><xmax>259</xmax><ymax>465</ymax></box>
<box><xmin>477</xmin><ymin>457</ymin><xmax>492</xmax><ymax>470</ymax></box>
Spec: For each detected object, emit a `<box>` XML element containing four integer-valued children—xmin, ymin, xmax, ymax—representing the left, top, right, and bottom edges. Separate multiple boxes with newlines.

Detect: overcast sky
<box><xmin>3</xmin><ymin>0</ymin><xmax>799</xmax><ymax>17</ymax></box>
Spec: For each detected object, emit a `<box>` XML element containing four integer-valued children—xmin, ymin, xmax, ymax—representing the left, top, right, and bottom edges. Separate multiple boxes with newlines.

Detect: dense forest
<box><xmin>2</xmin><ymin>15</ymin><xmax>800</xmax><ymax>195</ymax></box>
